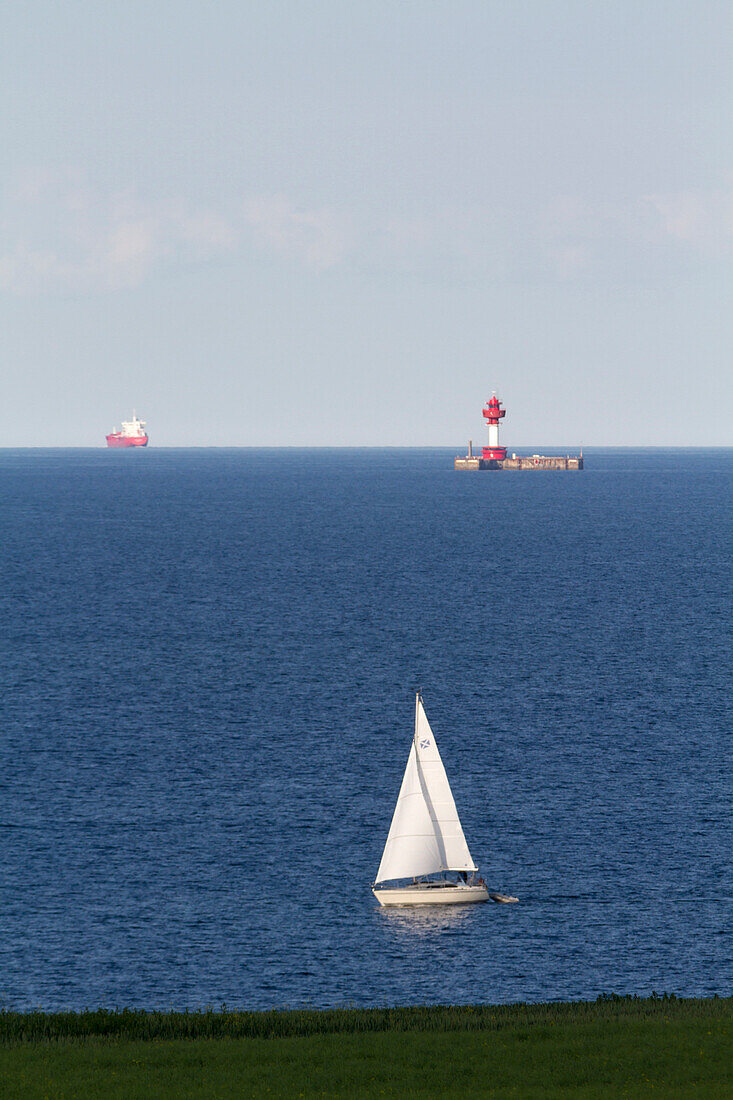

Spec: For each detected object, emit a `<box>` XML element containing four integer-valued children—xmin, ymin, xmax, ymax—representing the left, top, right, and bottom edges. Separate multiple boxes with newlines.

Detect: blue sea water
<box><xmin>0</xmin><ymin>447</ymin><xmax>730</xmax><ymax>1012</ymax></box>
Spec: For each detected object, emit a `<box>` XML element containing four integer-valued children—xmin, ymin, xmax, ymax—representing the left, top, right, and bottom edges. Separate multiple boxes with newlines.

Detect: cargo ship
<box><xmin>105</xmin><ymin>411</ymin><xmax>148</xmax><ymax>448</ymax></box>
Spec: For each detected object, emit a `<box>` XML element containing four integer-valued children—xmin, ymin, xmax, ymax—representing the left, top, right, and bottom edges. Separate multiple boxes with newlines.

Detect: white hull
<box><xmin>373</xmin><ymin>884</ymin><xmax>489</xmax><ymax>907</ymax></box>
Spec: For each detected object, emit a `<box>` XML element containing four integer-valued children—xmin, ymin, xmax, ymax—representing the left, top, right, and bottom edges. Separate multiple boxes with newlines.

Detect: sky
<box><xmin>1</xmin><ymin>0</ymin><xmax>731</xmax><ymax>446</ymax></box>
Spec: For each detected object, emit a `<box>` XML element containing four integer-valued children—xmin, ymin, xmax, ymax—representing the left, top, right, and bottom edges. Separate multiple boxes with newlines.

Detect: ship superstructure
<box><xmin>106</xmin><ymin>411</ymin><xmax>149</xmax><ymax>448</ymax></box>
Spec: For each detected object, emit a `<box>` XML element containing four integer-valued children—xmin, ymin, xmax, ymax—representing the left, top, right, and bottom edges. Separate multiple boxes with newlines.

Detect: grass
<box><xmin>0</xmin><ymin>995</ymin><xmax>730</xmax><ymax>1098</ymax></box>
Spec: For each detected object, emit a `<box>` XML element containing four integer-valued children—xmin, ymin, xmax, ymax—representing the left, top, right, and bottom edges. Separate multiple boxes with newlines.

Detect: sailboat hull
<box><xmin>373</xmin><ymin>884</ymin><xmax>489</xmax><ymax>907</ymax></box>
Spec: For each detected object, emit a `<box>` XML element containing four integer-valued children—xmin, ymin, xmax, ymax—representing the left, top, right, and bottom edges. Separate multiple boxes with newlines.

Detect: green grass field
<box><xmin>1</xmin><ymin>996</ymin><xmax>730</xmax><ymax>1098</ymax></box>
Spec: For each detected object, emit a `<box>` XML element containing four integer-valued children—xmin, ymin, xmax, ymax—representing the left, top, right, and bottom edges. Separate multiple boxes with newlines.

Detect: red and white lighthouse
<box><xmin>455</xmin><ymin>393</ymin><xmax>583</xmax><ymax>471</ymax></box>
<box><xmin>482</xmin><ymin>394</ymin><xmax>507</xmax><ymax>461</ymax></box>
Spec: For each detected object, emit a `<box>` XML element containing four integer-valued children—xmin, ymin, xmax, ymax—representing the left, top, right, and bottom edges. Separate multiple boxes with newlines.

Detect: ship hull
<box><xmin>373</xmin><ymin>884</ymin><xmax>489</xmax><ymax>906</ymax></box>
<box><xmin>106</xmin><ymin>435</ymin><xmax>148</xmax><ymax>447</ymax></box>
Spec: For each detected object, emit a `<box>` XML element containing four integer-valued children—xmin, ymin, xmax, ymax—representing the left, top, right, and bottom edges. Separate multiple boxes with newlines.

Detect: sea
<box><xmin>1</xmin><ymin>447</ymin><xmax>730</xmax><ymax>1012</ymax></box>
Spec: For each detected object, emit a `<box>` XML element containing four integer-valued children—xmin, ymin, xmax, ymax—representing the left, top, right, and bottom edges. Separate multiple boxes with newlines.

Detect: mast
<box><xmin>414</xmin><ymin>689</ymin><xmax>420</xmax><ymax>747</ymax></box>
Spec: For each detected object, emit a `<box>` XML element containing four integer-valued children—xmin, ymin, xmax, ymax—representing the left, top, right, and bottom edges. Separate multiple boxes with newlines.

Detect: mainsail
<box><xmin>375</xmin><ymin>696</ymin><xmax>478</xmax><ymax>884</ymax></box>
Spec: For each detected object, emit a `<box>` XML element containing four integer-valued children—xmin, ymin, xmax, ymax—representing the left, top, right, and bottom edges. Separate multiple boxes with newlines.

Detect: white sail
<box><xmin>414</xmin><ymin>700</ymin><xmax>477</xmax><ymax>872</ymax></box>
<box><xmin>375</xmin><ymin>696</ymin><xmax>478</xmax><ymax>884</ymax></box>
<box><xmin>375</xmin><ymin>741</ymin><xmax>444</xmax><ymax>882</ymax></box>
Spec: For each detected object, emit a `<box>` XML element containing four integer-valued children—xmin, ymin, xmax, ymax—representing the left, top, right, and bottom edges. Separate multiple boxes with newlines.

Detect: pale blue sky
<box><xmin>2</xmin><ymin>1</ymin><xmax>731</xmax><ymax>445</ymax></box>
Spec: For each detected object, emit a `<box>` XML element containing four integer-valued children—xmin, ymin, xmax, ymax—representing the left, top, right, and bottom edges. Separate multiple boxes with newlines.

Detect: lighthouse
<box><xmin>482</xmin><ymin>394</ymin><xmax>506</xmax><ymax>461</ymax></box>
<box><xmin>454</xmin><ymin>393</ymin><xmax>583</xmax><ymax>471</ymax></box>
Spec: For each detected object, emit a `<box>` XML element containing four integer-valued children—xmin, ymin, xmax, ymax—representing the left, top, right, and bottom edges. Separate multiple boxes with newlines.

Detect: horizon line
<box><xmin>2</xmin><ymin>444</ymin><xmax>732</xmax><ymax>452</ymax></box>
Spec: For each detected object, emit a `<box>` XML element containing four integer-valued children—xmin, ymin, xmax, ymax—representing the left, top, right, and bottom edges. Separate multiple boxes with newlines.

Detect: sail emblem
<box><xmin>419</xmin><ymin>738</ymin><xmax>431</xmax><ymax>749</ymax></box>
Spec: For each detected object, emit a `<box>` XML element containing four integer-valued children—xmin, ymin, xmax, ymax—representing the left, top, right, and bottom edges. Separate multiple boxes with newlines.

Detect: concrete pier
<box><xmin>455</xmin><ymin>452</ymin><xmax>583</xmax><ymax>470</ymax></box>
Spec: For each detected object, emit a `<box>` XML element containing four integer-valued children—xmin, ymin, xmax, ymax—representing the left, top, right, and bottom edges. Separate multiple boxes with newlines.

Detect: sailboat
<box><xmin>372</xmin><ymin>692</ymin><xmax>489</xmax><ymax>906</ymax></box>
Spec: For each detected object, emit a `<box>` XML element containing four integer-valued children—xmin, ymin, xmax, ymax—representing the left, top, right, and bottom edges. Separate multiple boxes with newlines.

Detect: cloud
<box><xmin>0</xmin><ymin>178</ymin><xmax>239</xmax><ymax>292</ymax></box>
<box><xmin>645</xmin><ymin>189</ymin><xmax>733</xmax><ymax>251</ymax></box>
<box><xmin>178</xmin><ymin>212</ymin><xmax>238</xmax><ymax>250</ymax></box>
<box><xmin>0</xmin><ymin>176</ymin><xmax>353</xmax><ymax>291</ymax></box>
<box><xmin>534</xmin><ymin>186</ymin><xmax>733</xmax><ymax>280</ymax></box>
<box><xmin>1</xmin><ymin>170</ymin><xmax>731</xmax><ymax>294</ymax></box>
<box><xmin>106</xmin><ymin>219</ymin><xmax>157</xmax><ymax>267</ymax></box>
<box><xmin>241</xmin><ymin>195</ymin><xmax>351</xmax><ymax>269</ymax></box>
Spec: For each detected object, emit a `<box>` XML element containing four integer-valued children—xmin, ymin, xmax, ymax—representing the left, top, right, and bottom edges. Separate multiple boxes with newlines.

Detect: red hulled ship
<box><xmin>106</xmin><ymin>411</ymin><xmax>148</xmax><ymax>447</ymax></box>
